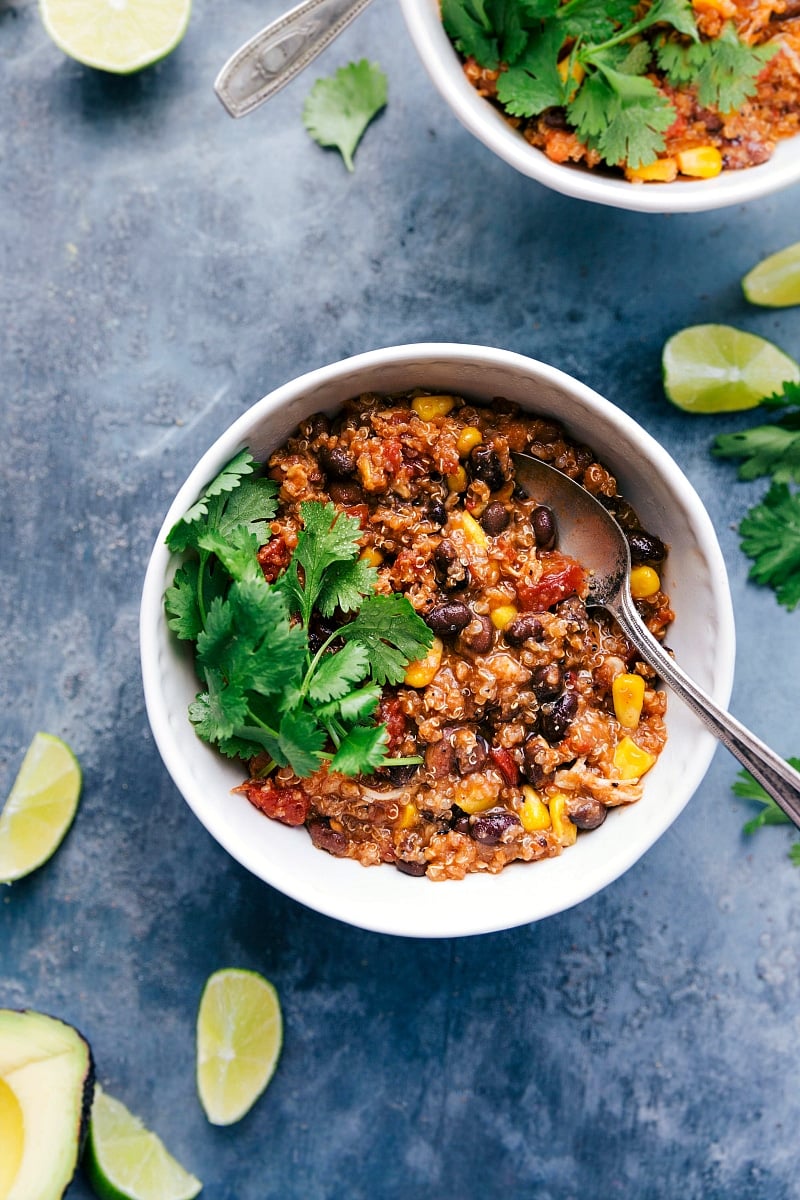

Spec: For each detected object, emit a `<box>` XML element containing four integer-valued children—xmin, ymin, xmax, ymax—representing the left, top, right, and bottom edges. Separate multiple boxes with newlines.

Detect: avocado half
<box><xmin>0</xmin><ymin>1009</ymin><xmax>94</xmax><ymax>1200</ymax></box>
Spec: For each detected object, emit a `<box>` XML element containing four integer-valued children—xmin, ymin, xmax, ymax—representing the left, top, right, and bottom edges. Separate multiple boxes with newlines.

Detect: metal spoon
<box><xmin>512</xmin><ymin>451</ymin><xmax>800</xmax><ymax>827</ymax></box>
<box><xmin>214</xmin><ymin>0</ymin><xmax>374</xmax><ymax>118</ymax></box>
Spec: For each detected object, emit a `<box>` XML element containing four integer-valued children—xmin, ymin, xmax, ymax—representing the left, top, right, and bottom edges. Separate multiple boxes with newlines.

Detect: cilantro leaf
<box><xmin>496</xmin><ymin>22</ymin><xmax>566</xmax><ymax>116</ymax></box>
<box><xmin>559</xmin><ymin>0</ymin><xmax>636</xmax><ymax>41</ymax></box>
<box><xmin>713</xmin><ymin>413</ymin><xmax>800</xmax><ymax>484</ymax></box>
<box><xmin>762</xmin><ymin>381</ymin><xmax>800</xmax><ymax>411</ymax></box>
<box><xmin>586</xmin><ymin>66</ymin><xmax>674</xmax><ymax>168</ymax></box>
<box><xmin>735</xmin><ymin>762</ymin><xmax>800</xmax><ymax>859</ymax></box>
<box><xmin>197</xmin><ymin>526</ymin><xmax>263</xmax><ymax>584</ymax></box>
<box><xmin>307</xmin><ymin>642</ymin><xmax>371</xmax><ymax>705</ymax></box>
<box><xmin>293</xmin><ymin>501</ymin><xmax>364</xmax><ymax>618</ymax></box>
<box><xmin>340</xmin><ymin>594</ymin><xmax>434</xmax><ymax>685</ymax></box>
<box><xmin>165</xmin><ymin>561</ymin><xmax>202</xmax><ymax>641</ymax></box>
<box><xmin>693</xmin><ymin>23</ymin><xmax>776</xmax><ymax>112</ymax></box>
<box><xmin>278</xmin><ymin>709</ymin><xmax>327</xmax><ymax>778</ymax></box>
<box><xmin>315</xmin><ymin>683</ymin><xmax>382</xmax><ymax>724</ymax></box>
<box><xmin>189</xmin><ymin>672</ymin><xmax>250</xmax><ymax>745</ymax></box>
<box><xmin>302</xmin><ymin>60</ymin><xmax>387</xmax><ymax>172</ymax></box>
<box><xmin>635</xmin><ymin>0</ymin><xmax>698</xmax><ymax>39</ymax></box>
<box><xmin>330</xmin><ymin>723</ymin><xmax>390</xmax><ymax>776</ymax></box>
<box><xmin>166</xmin><ymin>451</ymin><xmax>258</xmax><ymax>551</ymax></box>
<box><xmin>317</xmin><ymin>557</ymin><xmax>378</xmax><ymax>617</ymax></box>
<box><xmin>441</xmin><ymin>0</ymin><xmax>499</xmax><ymax>66</ymax></box>
<box><xmin>739</xmin><ymin>483</ymin><xmax>800</xmax><ymax>611</ymax></box>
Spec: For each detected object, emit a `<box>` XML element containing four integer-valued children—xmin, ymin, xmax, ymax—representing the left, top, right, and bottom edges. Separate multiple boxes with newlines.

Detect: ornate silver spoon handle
<box><xmin>214</xmin><ymin>0</ymin><xmax>375</xmax><ymax>118</ymax></box>
<box><xmin>611</xmin><ymin>588</ymin><xmax>800</xmax><ymax>828</ymax></box>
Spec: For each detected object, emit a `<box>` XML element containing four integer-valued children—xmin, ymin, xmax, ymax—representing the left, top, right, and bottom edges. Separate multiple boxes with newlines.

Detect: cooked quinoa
<box><xmin>459</xmin><ymin>0</ymin><xmax>800</xmax><ymax>179</ymax></box>
<box><xmin>236</xmin><ymin>392</ymin><xmax>674</xmax><ymax>880</ymax></box>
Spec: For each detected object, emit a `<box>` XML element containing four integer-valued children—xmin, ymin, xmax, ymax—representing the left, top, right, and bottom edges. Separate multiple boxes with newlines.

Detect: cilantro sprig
<box><xmin>442</xmin><ymin>0</ymin><xmax>775</xmax><ymax>169</ymax></box>
<box><xmin>712</xmin><ymin>382</ymin><xmax>800</xmax><ymax>611</ymax></box>
<box><xmin>302</xmin><ymin>60</ymin><xmax>387</xmax><ymax>172</ymax></box>
<box><xmin>165</xmin><ymin>454</ymin><xmax>433</xmax><ymax>778</ymax></box>
<box><xmin>734</xmin><ymin>760</ymin><xmax>800</xmax><ymax>864</ymax></box>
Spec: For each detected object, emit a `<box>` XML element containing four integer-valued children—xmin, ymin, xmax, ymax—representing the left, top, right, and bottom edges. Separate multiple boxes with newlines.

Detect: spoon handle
<box><xmin>214</xmin><ymin>0</ymin><xmax>375</xmax><ymax>118</ymax></box>
<box><xmin>612</xmin><ymin>590</ymin><xmax>800</xmax><ymax>828</ymax></box>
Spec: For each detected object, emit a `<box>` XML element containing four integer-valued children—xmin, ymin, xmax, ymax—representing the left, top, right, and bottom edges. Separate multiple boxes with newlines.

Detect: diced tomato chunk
<box><xmin>257</xmin><ymin>536</ymin><xmax>291</xmax><ymax>583</ymax></box>
<box><xmin>517</xmin><ymin>553</ymin><xmax>586</xmax><ymax>611</ymax></box>
<box><xmin>243</xmin><ymin>780</ymin><xmax>310</xmax><ymax>827</ymax></box>
<box><xmin>377</xmin><ymin>692</ymin><xmax>407</xmax><ymax>750</ymax></box>
<box><xmin>490</xmin><ymin>746</ymin><xmax>519</xmax><ymax>787</ymax></box>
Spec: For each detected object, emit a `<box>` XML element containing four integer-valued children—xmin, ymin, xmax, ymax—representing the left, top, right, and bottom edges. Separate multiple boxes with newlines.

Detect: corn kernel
<box><xmin>397</xmin><ymin>802</ymin><xmax>418</xmax><ymax>829</ymax></box>
<box><xmin>625</xmin><ymin>157</ymin><xmax>679</xmax><ymax>183</ymax></box>
<box><xmin>454</xmin><ymin>773</ymin><xmax>501</xmax><ymax>814</ymax></box>
<box><xmin>457</xmin><ymin>426</ymin><xmax>483</xmax><ymax>456</ymax></box>
<box><xmin>612</xmin><ymin>672</ymin><xmax>646</xmax><ymax>729</ymax></box>
<box><xmin>614</xmin><ymin>736</ymin><xmax>657</xmax><ymax>781</ymax></box>
<box><xmin>549</xmin><ymin>792</ymin><xmax>577</xmax><ymax>846</ymax></box>
<box><xmin>519</xmin><ymin>786</ymin><xmax>551</xmax><ymax>832</ymax></box>
<box><xmin>676</xmin><ymin>146</ymin><xmax>723</xmax><ymax>179</ymax></box>
<box><xmin>457</xmin><ymin>510</ymin><xmax>488</xmax><ymax>548</ymax></box>
<box><xmin>490</xmin><ymin>604</ymin><xmax>519</xmax><ymax>630</ymax></box>
<box><xmin>447</xmin><ymin>465</ymin><xmax>468</xmax><ymax>493</ymax></box>
<box><xmin>412</xmin><ymin>395</ymin><xmax>456</xmax><ymax>421</ymax></box>
<box><xmin>404</xmin><ymin>637</ymin><xmax>443</xmax><ymax>688</ymax></box>
<box><xmin>629</xmin><ymin>565</ymin><xmax>661</xmax><ymax>598</ymax></box>
<box><xmin>359</xmin><ymin>546</ymin><xmax>383</xmax><ymax>568</ymax></box>
<box><xmin>556</xmin><ymin>57</ymin><xmax>585</xmax><ymax>93</ymax></box>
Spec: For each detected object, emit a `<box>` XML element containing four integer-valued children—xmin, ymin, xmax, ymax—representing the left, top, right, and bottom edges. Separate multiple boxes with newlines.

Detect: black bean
<box><xmin>539</xmin><ymin>691</ymin><xmax>579</xmax><ymax>744</ymax></box>
<box><xmin>470</xmin><ymin>810</ymin><xmax>521</xmax><ymax>844</ymax></box>
<box><xmin>480</xmin><ymin>501</ymin><xmax>509</xmax><ymax>536</ymax></box>
<box><xmin>425</xmin><ymin>601</ymin><xmax>472</xmax><ymax>636</ymax></box>
<box><xmin>321</xmin><ymin>445</ymin><xmax>356</xmax><ymax>478</ymax></box>
<box><xmin>469</xmin><ymin>444</ymin><xmax>504</xmax><ymax>491</ymax></box>
<box><xmin>450</xmin><ymin>805</ymin><xmax>471</xmax><ymax>834</ymax></box>
<box><xmin>454</xmin><ymin>730</ymin><xmax>489</xmax><ymax>775</ymax></box>
<box><xmin>425</xmin><ymin>498</ymin><xmax>447</xmax><ymax>527</ymax></box>
<box><xmin>306</xmin><ymin>413</ymin><xmax>330</xmax><ymax>440</ymax></box>
<box><xmin>434</xmin><ymin>539</ymin><xmax>469</xmax><ymax>590</ymax></box>
<box><xmin>329</xmin><ymin>481</ymin><xmax>363</xmax><ymax>505</ymax></box>
<box><xmin>395</xmin><ymin>859</ymin><xmax>427</xmax><ymax>877</ymax></box>
<box><xmin>569</xmin><ymin>797</ymin><xmax>608</xmax><ymax>830</ymax></box>
<box><xmin>458</xmin><ymin>613</ymin><xmax>493</xmax><ymax>654</ymax></box>
<box><xmin>625</xmin><ymin>529</ymin><xmax>667</xmax><ymax>565</ymax></box>
<box><xmin>504</xmin><ymin>614</ymin><xmax>543</xmax><ymax>647</ymax></box>
<box><xmin>307</xmin><ymin>820</ymin><xmax>349</xmax><ymax>856</ymax></box>
<box><xmin>425</xmin><ymin>736</ymin><xmax>457</xmax><ymax>778</ymax></box>
<box><xmin>530</xmin><ymin>664</ymin><xmax>563</xmax><ymax>700</ymax></box>
<box><xmin>531</xmin><ymin>505</ymin><xmax>557</xmax><ymax>550</ymax></box>
<box><xmin>387</xmin><ymin>763</ymin><xmax>419</xmax><ymax>785</ymax></box>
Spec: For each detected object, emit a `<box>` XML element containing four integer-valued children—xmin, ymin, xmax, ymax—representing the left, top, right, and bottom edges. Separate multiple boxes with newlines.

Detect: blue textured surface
<box><xmin>3</xmin><ymin>1</ymin><xmax>800</xmax><ymax>1197</ymax></box>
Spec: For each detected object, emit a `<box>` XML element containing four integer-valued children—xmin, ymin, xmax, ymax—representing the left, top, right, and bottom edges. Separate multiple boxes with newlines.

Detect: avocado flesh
<box><xmin>0</xmin><ymin>1010</ymin><xmax>94</xmax><ymax>1200</ymax></box>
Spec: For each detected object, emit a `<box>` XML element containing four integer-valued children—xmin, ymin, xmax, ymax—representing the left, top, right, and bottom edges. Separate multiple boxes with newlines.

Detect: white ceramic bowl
<box><xmin>140</xmin><ymin>344</ymin><xmax>735</xmax><ymax>937</ymax></box>
<box><xmin>397</xmin><ymin>0</ymin><xmax>800</xmax><ymax>213</ymax></box>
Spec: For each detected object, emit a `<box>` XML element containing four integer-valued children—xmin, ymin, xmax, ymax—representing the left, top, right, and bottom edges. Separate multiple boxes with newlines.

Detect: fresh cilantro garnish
<box><xmin>442</xmin><ymin>0</ymin><xmax>772</xmax><ymax>170</ymax></box>
<box><xmin>734</xmin><ymin>760</ymin><xmax>800</xmax><ymax>863</ymax></box>
<box><xmin>165</xmin><ymin>454</ymin><xmax>433</xmax><ymax>778</ymax></box>
<box><xmin>738</xmin><ymin>483</ymin><xmax>800</xmax><ymax>612</ymax></box>
<box><xmin>302</xmin><ymin>60</ymin><xmax>387</xmax><ymax>172</ymax></box>
<box><xmin>713</xmin><ymin>412</ymin><xmax>800</xmax><ymax>484</ymax></box>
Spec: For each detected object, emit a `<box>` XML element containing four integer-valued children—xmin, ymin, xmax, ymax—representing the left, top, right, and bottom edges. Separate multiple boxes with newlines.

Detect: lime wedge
<box><xmin>85</xmin><ymin>1087</ymin><xmax>202</xmax><ymax>1200</ymax></box>
<box><xmin>0</xmin><ymin>733</ymin><xmax>82</xmax><ymax>883</ymax></box>
<box><xmin>662</xmin><ymin>324</ymin><xmax>800</xmax><ymax>413</ymax></box>
<box><xmin>196</xmin><ymin>969</ymin><xmax>283</xmax><ymax>1126</ymax></box>
<box><xmin>39</xmin><ymin>0</ymin><xmax>191</xmax><ymax>74</ymax></box>
<box><xmin>743</xmin><ymin>242</ymin><xmax>800</xmax><ymax>308</ymax></box>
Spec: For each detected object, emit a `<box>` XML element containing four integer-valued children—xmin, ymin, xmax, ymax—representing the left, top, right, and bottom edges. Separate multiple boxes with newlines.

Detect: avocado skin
<box><xmin>0</xmin><ymin>1008</ymin><xmax>96</xmax><ymax>1199</ymax></box>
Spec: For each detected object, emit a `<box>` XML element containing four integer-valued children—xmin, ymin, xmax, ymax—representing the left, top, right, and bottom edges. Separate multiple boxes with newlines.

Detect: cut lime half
<box><xmin>743</xmin><ymin>242</ymin><xmax>800</xmax><ymax>308</ymax></box>
<box><xmin>196</xmin><ymin>969</ymin><xmax>283</xmax><ymax>1126</ymax></box>
<box><xmin>0</xmin><ymin>733</ymin><xmax>82</xmax><ymax>883</ymax></box>
<box><xmin>85</xmin><ymin>1087</ymin><xmax>202</xmax><ymax>1200</ymax></box>
<box><xmin>662</xmin><ymin>324</ymin><xmax>800</xmax><ymax>413</ymax></box>
<box><xmin>39</xmin><ymin>0</ymin><xmax>191</xmax><ymax>74</ymax></box>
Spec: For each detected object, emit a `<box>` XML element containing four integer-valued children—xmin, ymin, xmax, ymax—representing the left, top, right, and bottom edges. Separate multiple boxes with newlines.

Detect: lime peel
<box><xmin>0</xmin><ymin>733</ymin><xmax>82</xmax><ymax>883</ymax></box>
<box><xmin>196</xmin><ymin>968</ymin><xmax>283</xmax><ymax>1126</ymax></box>
<box><xmin>662</xmin><ymin>324</ymin><xmax>800</xmax><ymax>414</ymax></box>
<box><xmin>743</xmin><ymin>241</ymin><xmax>800</xmax><ymax>309</ymax></box>
<box><xmin>85</xmin><ymin>1086</ymin><xmax>202</xmax><ymax>1200</ymax></box>
<box><xmin>39</xmin><ymin>0</ymin><xmax>191</xmax><ymax>74</ymax></box>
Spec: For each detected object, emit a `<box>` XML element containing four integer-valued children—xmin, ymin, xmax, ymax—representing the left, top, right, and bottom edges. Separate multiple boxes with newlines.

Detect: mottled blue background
<box><xmin>3</xmin><ymin>0</ymin><xmax>800</xmax><ymax>1196</ymax></box>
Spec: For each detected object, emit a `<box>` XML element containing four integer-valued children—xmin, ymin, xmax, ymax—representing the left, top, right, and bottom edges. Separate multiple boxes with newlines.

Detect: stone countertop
<box><xmin>3</xmin><ymin>1</ymin><xmax>800</xmax><ymax>1197</ymax></box>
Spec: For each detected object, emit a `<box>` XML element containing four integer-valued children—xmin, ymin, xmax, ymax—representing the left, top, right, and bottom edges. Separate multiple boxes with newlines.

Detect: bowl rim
<box><xmin>396</xmin><ymin>0</ymin><xmax>800</xmax><ymax>213</ymax></box>
<box><xmin>140</xmin><ymin>342</ymin><xmax>737</xmax><ymax>936</ymax></box>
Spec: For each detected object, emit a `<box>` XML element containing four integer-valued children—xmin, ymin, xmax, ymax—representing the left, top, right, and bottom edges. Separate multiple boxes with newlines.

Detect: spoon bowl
<box><xmin>512</xmin><ymin>451</ymin><xmax>800</xmax><ymax>827</ymax></box>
